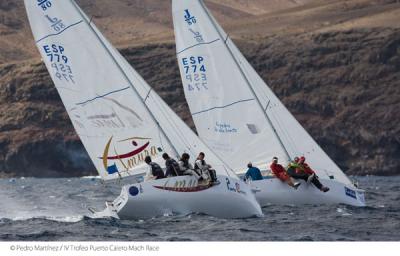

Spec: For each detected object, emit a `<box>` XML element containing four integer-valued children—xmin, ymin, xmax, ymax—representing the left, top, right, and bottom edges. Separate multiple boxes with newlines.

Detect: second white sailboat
<box><xmin>172</xmin><ymin>0</ymin><xmax>365</xmax><ymax>207</ymax></box>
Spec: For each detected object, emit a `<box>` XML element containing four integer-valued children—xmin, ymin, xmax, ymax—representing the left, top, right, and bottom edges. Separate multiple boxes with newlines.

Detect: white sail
<box><xmin>72</xmin><ymin>2</ymin><xmax>232</xmax><ymax>175</ymax></box>
<box><xmin>173</xmin><ymin>0</ymin><xmax>351</xmax><ymax>185</ymax></box>
<box><xmin>24</xmin><ymin>0</ymin><xmax>231</xmax><ymax>181</ymax></box>
<box><xmin>172</xmin><ymin>0</ymin><xmax>289</xmax><ymax>173</ymax></box>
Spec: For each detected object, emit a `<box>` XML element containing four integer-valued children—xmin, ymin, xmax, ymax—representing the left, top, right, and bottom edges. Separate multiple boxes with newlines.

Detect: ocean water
<box><xmin>0</xmin><ymin>176</ymin><xmax>399</xmax><ymax>241</ymax></box>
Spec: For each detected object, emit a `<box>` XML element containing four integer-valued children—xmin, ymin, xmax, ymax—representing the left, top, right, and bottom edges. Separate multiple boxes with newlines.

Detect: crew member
<box><xmin>270</xmin><ymin>157</ymin><xmax>300</xmax><ymax>189</ymax></box>
<box><xmin>194</xmin><ymin>152</ymin><xmax>219</xmax><ymax>184</ymax></box>
<box><xmin>244</xmin><ymin>163</ymin><xmax>263</xmax><ymax>181</ymax></box>
<box><xmin>144</xmin><ymin>156</ymin><xmax>165</xmax><ymax>180</ymax></box>
<box><xmin>287</xmin><ymin>156</ymin><xmax>329</xmax><ymax>192</ymax></box>
<box><xmin>162</xmin><ymin>153</ymin><xmax>181</xmax><ymax>177</ymax></box>
<box><xmin>178</xmin><ymin>153</ymin><xmax>201</xmax><ymax>180</ymax></box>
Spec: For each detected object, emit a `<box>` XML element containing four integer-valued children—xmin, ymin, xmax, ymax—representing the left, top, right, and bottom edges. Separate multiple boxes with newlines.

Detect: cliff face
<box><xmin>244</xmin><ymin>28</ymin><xmax>400</xmax><ymax>176</ymax></box>
<box><xmin>0</xmin><ymin>62</ymin><xmax>94</xmax><ymax>177</ymax></box>
<box><xmin>0</xmin><ymin>0</ymin><xmax>399</xmax><ymax>177</ymax></box>
<box><xmin>1</xmin><ymin>27</ymin><xmax>399</xmax><ymax>177</ymax></box>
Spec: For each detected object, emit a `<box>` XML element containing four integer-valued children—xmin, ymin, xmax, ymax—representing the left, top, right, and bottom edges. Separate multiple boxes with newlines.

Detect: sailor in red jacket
<box><xmin>270</xmin><ymin>157</ymin><xmax>300</xmax><ymax>189</ymax></box>
<box><xmin>298</xmin><ymin>156</ymin><xmax>315</xmax><ymax>175</ymax></box>
<box><xmin>289</xmin><ymin>156</ymin><xmax>330</xmax><ymax>192</ymax></box>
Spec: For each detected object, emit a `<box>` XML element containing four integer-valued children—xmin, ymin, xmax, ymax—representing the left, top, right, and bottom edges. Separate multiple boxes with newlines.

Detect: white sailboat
<box><xmin>172</xmin><ymin>0</ymin><xmax>365</xmax><ymax>207</ymax></box>
<box><xmin>24</xmin><ymin>0</ymin><xmax>262</xmax><ymax>219</ymax></box>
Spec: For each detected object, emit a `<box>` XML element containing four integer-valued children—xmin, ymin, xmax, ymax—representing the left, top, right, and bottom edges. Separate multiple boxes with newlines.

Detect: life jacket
<box><xmin>288</xmin><ymin>162</ymin><xmax>304</xmax><ymax>174</ymax></box>
<box><xmin>149</xmin><ymin>162</ymin><xmax>165</xmax><ymax>179</ymax></box>
<box><xmin>300</xmin><ymin>162</ymin><xmax>315</xmax><ymax>175</ymax></box>
<box><xmin>179</xmin><ymin>159</ymin><xmax>193</xmax><ymax>173</ymax></box>
<box><xmin>194</xmin><ymin>159</ymin><xmax>206</xmax><ymax>176</ymax></box>
<box><xmin>270</xmin><ymin>162</ymin><xmax>286</xmax><ymax>175</ymax></box>
<box><xmin>167</xmin><ymin>158</ymin><xmax>181</xmax><ymax>176</ymax></box>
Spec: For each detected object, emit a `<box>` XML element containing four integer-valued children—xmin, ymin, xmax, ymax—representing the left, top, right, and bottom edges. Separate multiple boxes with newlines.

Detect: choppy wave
<box><xmin>0</xmin><ymin>176</ymin><xmax>399</xmax><ymax>241</ymax></box>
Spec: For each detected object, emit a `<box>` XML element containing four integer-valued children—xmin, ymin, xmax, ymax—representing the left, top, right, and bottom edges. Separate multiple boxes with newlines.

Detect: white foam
<box><xmin>9</xmin><ymin>215</ymin><xmax>84</xmax><ymax>223</ymax></box>
<box><xmin>336</xmin><ymin>207</ymin><xmax>352</xmax><ymax>216</ymax></box>
<box><xmin>81</xmin><ymin>176</ymin><xmax>101</xmax><ymax>179</ymax></box>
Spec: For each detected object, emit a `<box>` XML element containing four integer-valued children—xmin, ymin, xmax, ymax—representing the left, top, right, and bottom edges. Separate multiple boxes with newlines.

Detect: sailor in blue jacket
<box><xmin>244</xmin><ymin>162</ymin><xmax>263</xmax><ymax>181</ymax></box>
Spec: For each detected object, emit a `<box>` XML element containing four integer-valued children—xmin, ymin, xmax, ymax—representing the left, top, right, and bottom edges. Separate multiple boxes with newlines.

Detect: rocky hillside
<box><xmin>0</xmin><ymin>0</ymin><xmax>399</xmax><ymax>177</ymax></box>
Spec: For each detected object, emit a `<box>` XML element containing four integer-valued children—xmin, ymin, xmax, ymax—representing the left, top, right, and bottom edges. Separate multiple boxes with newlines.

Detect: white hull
<box><xmin>251</xmin><ymin>178</ymin><xmax>366</xmax><ymax>207</ymax></box>
<box><xmin>92</xmin><ymin>175</ymin><xmax>262</xmax><ymax>219</ymax></box>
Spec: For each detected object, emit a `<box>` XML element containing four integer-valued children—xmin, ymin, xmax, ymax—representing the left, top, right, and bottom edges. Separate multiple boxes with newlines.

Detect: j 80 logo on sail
<box><xmin>37</xmin><ymin>0</ymin><xmax>52</xmax><ymax>11</ymax></box>
<box><xmin>184</xmin><ymin>9</ymin><xmax>196</xmax><ymax>25</ymax></box>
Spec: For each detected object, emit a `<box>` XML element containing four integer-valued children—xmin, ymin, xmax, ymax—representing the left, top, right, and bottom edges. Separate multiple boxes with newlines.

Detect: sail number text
<box><xmin>43</xmin><ymin>44</ymin><xmax>75</xmax><ymax>84</ymax></box>
<box><xmin>181</xmin><ymin>56</ymin><xmax>208</xmax><ymax>92</ymax></box>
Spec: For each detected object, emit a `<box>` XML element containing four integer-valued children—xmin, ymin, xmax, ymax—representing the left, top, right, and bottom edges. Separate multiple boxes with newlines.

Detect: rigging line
<box><xmin>259</xmin><ymin>86</ymin><xmax>299</xmax><ymax>156</ymax></box>
<box><xmin>259</xmin><ymin>92</ymin><xmax>297</xmax><ymax>157</ymax></box>
<box><xmin>264</xmin><ymin>100</ymin><xmax>270</xmax><ymax>112</ymax></box>
<box><xmin>224</xmin><ymin>34</ymin><xmax>229</xmax><ymax>44</ymax></box>
<box><xmin>147</xmin><ymin>92</ymin><xmax>194</xmax><ymax>157</ymax></box>
<box><xmin>159</xmin><ymin>98</ymin><xmax>237</xmax><ymax>176</ymax></box>
<box><xmin>70</xmin><ymin>0</ymin><xmax>181</xmax><ymax>159</ymax></box>
<box><xmin>255</xmin><ymin>82</ymin><xmax>298</xmax><ymax>158</ymax></box>
<box><xmin>268</xmin><ymin>104</ymin><xmax>298</xmax><ymax>159</ymax></box>
<box><xmin>199</xmin><ymin>0</ymin><xmax>292</xmax><ymax>162</ymax></box>
<box><xmin>144</xmin><ymin>89</ymin><xmax>152</xmax><ymax>103</ymax></box>
<box><xmin>157</xmin><ymin>123</ymin><xmax>166</xmax><ymax>157</ymax></box>
<box><xmin>143</xmin><ymin>92</ymin><xmax>185</xmax><ymax>157</ymax></box>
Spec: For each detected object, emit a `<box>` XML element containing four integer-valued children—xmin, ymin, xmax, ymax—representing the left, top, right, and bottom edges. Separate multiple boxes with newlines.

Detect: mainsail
<box><xmin>25</xmin><ymin>0</ymin><xmax>232</xmax><ymax>182</ymax></box>
<box><xmin>173</xmin><ymin>0</ymin><xmax>351</xmax><ymax>185</ymax></box>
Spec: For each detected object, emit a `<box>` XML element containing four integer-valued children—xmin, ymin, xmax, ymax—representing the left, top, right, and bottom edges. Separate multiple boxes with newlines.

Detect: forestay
<box><xmin>173</xmin><ymin>0</ymin><xmax>351</xmax><ymax>185</ymax></box>
<box><xmin>24</xmin><ymin>0</ymin><xmax>232</xmax><ymax>182</ymax></box>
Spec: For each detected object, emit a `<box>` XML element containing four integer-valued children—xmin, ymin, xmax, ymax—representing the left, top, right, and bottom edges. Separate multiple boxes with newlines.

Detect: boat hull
<box><xmin>251</xmin><ymin>178</ymin><xmax>366</xmax><ymax>207</ymax></box>
<box><xmin>93</xmin><ymin>175</ymin><xmax>262</xmax><ymax>219</ymax></box>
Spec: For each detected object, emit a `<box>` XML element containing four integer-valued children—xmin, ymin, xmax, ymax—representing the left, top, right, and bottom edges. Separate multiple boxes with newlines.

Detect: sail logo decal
<box><xmin>215</xmin><ymin>122</ymin><xmax>238</xmax><ymax>133</ymax></box>
<box><xmin>345</xmin><ymin>187</ymin><xmax>357</xmax><ymax>199</ymax></box>
<box><xmin>45</xmin><ymin>15</ymin><xmax>65</xmax><ymax>32</ymax></box>
<box><xmin>189</xmin><ymin>29</ymin><xmax>204</xmax><ymax>43</ymax></box>
<box><xmin>100</xmin><ymin>136</ymin><xmax>161</xmax><ymax>175</ymax></box>
<box><xmin>226</xmin><ymin>178</ymin><xmax>246</xmax><ymax>195</ymax></box>
<box><xmin>184</xmin><ymin>9</ymin><xmax>196</xmax><ymax>25</ymax></box>
<box><xmin>71</xmin><ymin>90</ymin><xmax>144</xmax><ymax>132</ymax></box>
<box><xmin>38</xmin><ymin>0</ymin><xmax>52</xmax><ymax>11</ymax></box>
<box><xmin>153</xmin><ymin>179</ymin><xmax>212</xmax><ymax>192</ymax></box>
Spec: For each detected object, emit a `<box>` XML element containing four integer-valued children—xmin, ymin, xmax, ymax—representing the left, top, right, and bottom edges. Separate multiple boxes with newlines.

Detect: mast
<box><xmin>198</xmin><ymin>0</ymin><xmax>292</xmax><ymax>162</ymax></box>
<box><xmin>70</xmin><ymin>0</ymin><xmax>181</xmax><ymax>158</ymax></box>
